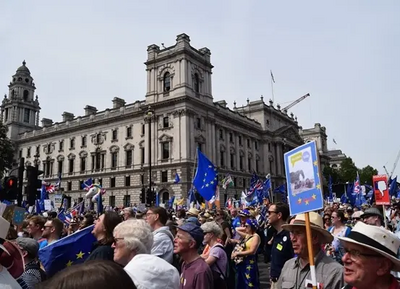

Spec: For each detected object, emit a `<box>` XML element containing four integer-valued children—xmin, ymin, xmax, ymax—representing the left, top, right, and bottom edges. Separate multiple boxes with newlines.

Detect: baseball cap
<box><xmin>177</xmin><ymin>222</ymin><xmax>204</xmax><ymax>248</ymax></box>
<box><xmin>16</xmin><ymin>237</ymin><xmax>39</xmax><ymax>258</ymax></box>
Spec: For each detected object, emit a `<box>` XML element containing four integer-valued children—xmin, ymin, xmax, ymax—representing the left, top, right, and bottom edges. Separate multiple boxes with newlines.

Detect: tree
<box><xmin>338</xmin><ymin>157</ymin><xmax>358</xmax><ymax>183</ymax></box>
<box><xmin>322</xmin><ymin>165</ymin><xmax>341</xmax><ymax>185</ymax></box>
<box><xmin>358</xmin><ymin>165</ymin><xmax>378</xmax><ymax>185</ymax></box>
<box><xmin>0</xmin><ymin>122</ymin><xmax>15</xmax><ymax>179</ymax></box>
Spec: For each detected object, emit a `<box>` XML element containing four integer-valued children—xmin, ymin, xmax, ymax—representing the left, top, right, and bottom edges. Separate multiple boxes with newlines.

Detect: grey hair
<box><xmin>113</xmin><ymin>219</ymin><xmax>154</xmax><ymax>254</ymax></box>
<box><xmin>201</xmin><ymin>221</ymin><xmax>222</xmax><ymax>238</ymax></box>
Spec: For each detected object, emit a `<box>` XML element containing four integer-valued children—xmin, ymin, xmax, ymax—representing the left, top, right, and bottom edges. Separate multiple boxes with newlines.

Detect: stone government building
<box><xmin>2</xmin><ymin>33</ymin><xmax>309</xmax><ymax>207</ymax></box>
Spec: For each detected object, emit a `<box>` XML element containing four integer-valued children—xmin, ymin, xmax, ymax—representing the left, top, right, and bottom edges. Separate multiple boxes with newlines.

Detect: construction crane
<box><xmin>282</xmin><ymin>93</ymin><xmax>310</xmax><ymax>113</ymax></box>
<box><xmin>384</xmin><ymin>149</ymin><xmax>400</xmax><ymax>178</ymax></box>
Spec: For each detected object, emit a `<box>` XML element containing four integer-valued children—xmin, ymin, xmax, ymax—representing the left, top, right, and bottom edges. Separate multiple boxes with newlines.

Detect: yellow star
<box><xmin>316</xmin><ymin>184</ymin><xmax>321</xmax><ymax>190</ymax></box>
<box><xmin>305</xmin><ymin>200</ymin><xmax>309</xmax><ymax>205</ymax></box>
<box><xmin>249</xmin><ymin>259</ymin><xmax>255</xmax><ymax>264</ymax></box>
<box><xmin>297</xmin><ymin>198</ymin><xmax>302</xmax><ymax>204</ymax></box>
<box><xmin>312</xmin><ymin>194</ymin><xmax>316</xmax><ymax>200</ymax></box>
<box><xmin>245</xmin><ymin>273</ymin><xmax>250</xmax><ymax>279</ymax></box>
<box><xmin>313</xmin><ymin>161</ymin><xmax>318</xmax><ymax>166</ymax></box>
<box><xmin>66</xmin><ymin>260</ymin><xmax>73</xmax><ymax>267</ymax></box>
<box><xmin>249</xmin><ymin>283</ymin><xmax>254</xmax><ymax>287</ymax></box>
<box><xmin>246</xmin><ymin>265</ymin><xmax>252</xmax><ymax>271</ymax></box>
<box><xmin>76</xmin><ymin>251</ymin><xmax>85</xmax><ymax>259</ymax></box>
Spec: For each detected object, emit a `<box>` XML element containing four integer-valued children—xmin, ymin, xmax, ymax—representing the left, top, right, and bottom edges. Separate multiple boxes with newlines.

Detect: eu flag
<box><xmin>39</xmin><ymin>225</ymin><xmax>96</xmax><ymax>277</ymax></box>
<box><xmin>193</xmin><ymin>148</ymin><xmax>218</xmax><ymax>201</ymax></box>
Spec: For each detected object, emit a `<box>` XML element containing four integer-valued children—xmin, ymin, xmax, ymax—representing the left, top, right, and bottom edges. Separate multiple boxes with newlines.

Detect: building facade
<box><xmin>1</xmin><ymin>33</ymin><xmax>304</xmax><ymax>207</ymax></box>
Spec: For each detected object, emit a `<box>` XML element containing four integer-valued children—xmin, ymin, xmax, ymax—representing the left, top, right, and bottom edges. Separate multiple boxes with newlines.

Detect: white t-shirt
<box><xmin>0</xmin><ymin>266</ymin><xmax>22</xmax><ymax>289</ymax></box>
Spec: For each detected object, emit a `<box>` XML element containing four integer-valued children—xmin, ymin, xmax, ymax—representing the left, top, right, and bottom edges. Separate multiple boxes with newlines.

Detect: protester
<box><xmin>85</xmin><ymin>211</ymin><xmax>121</xmax><ymax>262</ymax></box>
<box><xmin>174</xmin><ymin>222</ymin><xmax>214</xmax><ymax>289</ymax></box>
<box><xmin>268</xmin><ymin>202</ymin><xmax>294</xmax><ymax>288</ymax></box>
<box><xmin>36</xmin><ymin>260</ymin><xmax>137</xmax><ymax>289</ymax></box>
<box><xmin>339</xmin><ymin>222</ymin><xmax>400</xmax><ymax>289</ymax></box>
<box><xmin>231</xmin><ymin>218</ymin><xmax>261</xmax><ymax>289</ymax></box>
<box><xmin>41</xmin><ymin>218</ymin><xmax>64</xmax><ymax>247</ymax></box>
<box><xmin>327</xmin><ymin>210</ymin><xmax>351</xmax><ymax>263</ymax></box>
<box><xmin>200</xmin><ymin>221</ymin><xmax>228</xmax><ymax>288</ymax></box>
<box><xmin>122</xmin><ymin>207</ymin><xmax>135</xmax><ymax>221</ymax></box>
<box><xmin>277</xmin><ymin>212</ymin><xmax>344</xmax><ymax>289</ymax></box>
<box><xmin>26</xmin><ymin>216</ymin><xmax>47</xmax><ymax>249</ymax></box>
<box><xmin>16</xmin><ymin>237</ymin><xmax>46</xmax><ymax>288</ymax></box>
<box><xmin>361</xmin><ymin>207</ymin><xmax>384</xmax><ymax>226</ymax></box>
<box><xmin>145</xmin><ymin>207</ymin><xmax>174</xmax><ymax>264</ymax></box>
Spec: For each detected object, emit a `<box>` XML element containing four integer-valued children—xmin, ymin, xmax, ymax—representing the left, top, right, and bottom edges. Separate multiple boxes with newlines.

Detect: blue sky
<box><xmin>1</xmin><ymin>1</ymin><xmax>399</xmax><ymax>177</ymax></box>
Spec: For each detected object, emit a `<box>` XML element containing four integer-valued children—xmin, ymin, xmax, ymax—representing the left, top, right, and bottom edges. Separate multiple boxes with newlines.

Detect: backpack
<box><xmin>156</xmin><ymin>229</ymin><xmax>181</xmax><ymax>272</ymax></box>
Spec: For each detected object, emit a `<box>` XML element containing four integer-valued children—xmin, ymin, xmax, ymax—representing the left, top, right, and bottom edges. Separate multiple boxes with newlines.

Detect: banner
<box><xmin>372</xmin><ymin>175</ymin><xmax>390</xmax><ymax>205</ymax></box>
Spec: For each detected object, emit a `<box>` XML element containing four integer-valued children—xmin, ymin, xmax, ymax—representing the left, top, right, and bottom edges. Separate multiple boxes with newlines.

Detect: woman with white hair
<box><xmin>201</xmin><ymin>221</ymin><xmax>228</xmax><ymax>288</ymax></box>
<box><xmin>112</xmin><ymin>219</ymin><xmax>180</xmax><ymax>289</ymax></box>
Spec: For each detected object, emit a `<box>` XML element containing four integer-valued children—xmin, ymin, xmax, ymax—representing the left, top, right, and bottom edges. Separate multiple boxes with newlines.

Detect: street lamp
<box><xmin>146</xmin><ymin>106</ymin><xmax>154</xmax><ymax>206</ymax></box>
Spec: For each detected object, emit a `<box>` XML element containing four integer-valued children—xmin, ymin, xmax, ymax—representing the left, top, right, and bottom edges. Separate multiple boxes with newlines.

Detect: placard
<box><xmin>372</xmin><ymin>175</ymin><xmax>390</xmax><ymax>205</ymax></box>
<box><xmin>284</xmin><ymin>141</ymin><xmax>323</xmax><ymax>215</ymax></box>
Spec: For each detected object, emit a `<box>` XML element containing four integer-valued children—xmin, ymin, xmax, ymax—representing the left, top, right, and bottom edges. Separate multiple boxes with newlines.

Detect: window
<box><xmin>23</xmin><ymin>90</ymin><xmax>29</xmax><ymax>101</ymax></box>
<box><xmin>196</xmin><ymin>117</ymin><xmax>201</xmax><ymax>129</ymax></box>
<box><xmin>125</xmin><ymin>176</ymin><xmax>131</xmax><ymax>187</ymax></box>
<box><xmin>68</xmin><ymin>159</ymin><xmax>74</xmax><ymax>174</ymax></box>
<box><xmin>163</xmin><ymin>116</ymin><xmax>169</xmax><ymax>128</ymax></box>
<box><xmin>198</xmin><ymin>143</ymin><xmax>202</xmax><ymax>152</ymax></box>
<box><xmin>4</xmin><ymin>108</ymin><xmax>8</xmax><ymax>122</ymax></box>
<box><xmin>161</xmin><ymin>171</ymin><xmax>168</xmax><ymax>182</ymax></box>
<box><xmin>256</xmin><ymin>159</ymin><xmax>259</xmax><ymax>172</ymax></box>
<box><xmin>79</xmin><ymin>180</ymin><xmax>84</xmax><ymax>189</ymax></box>
<box><xmin>109</xmin><ymin>196</ymin><xmax>116</xmax><ymax>207</ymax></box>
<box><xmin>98</xmin><ymin>178</ymin><xmax>103</xmax><ymax>186</ymax></box>
<box><xmin>238</xmin><ymin>136</ymin><xmax>242</xmax><ymax>146</ymax></box>
<box><xmin>126</xmin><ymin>150</ymin><xmax>133</xmax><ymax>167</ymax></box>
<box><xmin>219</xmin><ymin>129</ymin><xmax>224</xmax><ymax>140</ymax></box>
<box><xmin>110</xmin><ymin>177</ymin><xmax>116</xmax><ymax>188</ymax></box>
<box><xmin>140</xmin><ymin>148</ymin><xmax>145</xmax><ymax>164</ymax></box>
<box><xmin>248</xmin><ymin>157</ymin><xmax>252</xmax><ymax>172</ymax></box>
<box><xmin>70</xmin><ymin>138</ymin><xmax>75</xmax><ymax>149</ymax></box>
<box><xmin>67</xmin><ymin>181</ymin><xmax>72</xmax><ymax>191</ymax></box>
<box><xmin>162</xmin><ymin>143</ymin><xmax>170</xmax><ymax>160</ymax></box>
<box><xmin>123</xmin><ymin>195</ymin><xmax>131</xmax><ymax>207</ymax></box>
<box><xmin>220</xmin><ymin>150</ymin><xmax>225</xmax><ymax>167</ymax></box>
<box><xmin>230</xmin><ymin>153</ymin><xmax>235</xmax><ymax>168</ymax></box>
<box><xmin>81</xmin><ymin>136</ymin><xmax>87</xmax><ymax>147</ymax></box>
<box><xmin>140</xmin><ymin>174</ymin><xmax>144</xmax><ymax>185</ymax></box>
<box><xmin>163</xmin><ymin>72</ymin><xmax>171</xmax><ymax>92</ymax></box>
<box><xmin>59</xmin><ymin>140</ymin><xmax>64</xmax><ymax>151</ymax></box>
<box><xmin>80</xmin><ymin>157</ymin><xmax>86</xmax><ymax>172</ymax></box>
<box><xmin>255</xmin><ymin>141</ymin><xmax>258</xmax><ymax>150</ymax></box>
<box><xmin>19</xmin><ymin>150</ymin><xmax>22</xmax><ymax>159</ymax></box>
<box><xmin>23</xmin><ymin>108</ymin><xmax>30</xmax><ymax>123</ymax></box>
<box><xmin>247</xmin><ymin>138</ymin><xmax>251</xmax><ymax>148</ymax></box>
<box><xmin>27</xmin><ymin>147</ymin><xmax>31</xmax><ymax>158</ymax></box>
<box><xmin>58</xmin><ymin>160</ymin><xmax>63</xmax><ymax>174</ymax></box>
<box><xmin>239</xmin><ymin>156</ymin><xmax>243</xmax><ymax>170</ymax></box>
<box><xmin>229</xmin><ymin>133</ymin><xmax>233</xmax><ymax>142</ymax></box>
<box><xmin>111</xmin><ymin>152</ymin><xmax>118</xmax><ymax>168</ymax></box>
<box><xmin>268</xmin><ymin>142</ymin><xmax>271</xmax><ymax>152</ymax></box>
<box><xmin>126</xmin><ymin>126</ymin><xmax>132</xmax><ymax>138</ymax></box>
<box><xmin>141</xmin><ymin>124</ymin><xmax>145</xmax><ymax>135</ymax></box>
<box><xmin>194</xmin><ymin>73</ymin><xmax>200</xmax><ymax>93</ymax></box>
<box><xmin>112</xmin><ymin>129</ymin><xmax>118</xmax><ymax>141</ymax></box>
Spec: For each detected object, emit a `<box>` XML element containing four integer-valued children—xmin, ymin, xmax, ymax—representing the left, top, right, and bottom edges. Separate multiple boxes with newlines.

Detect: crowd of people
<box><xmin>0</xmin><ymin>199</ymin><xmax>399</xmax><ymax>288</ymax></box>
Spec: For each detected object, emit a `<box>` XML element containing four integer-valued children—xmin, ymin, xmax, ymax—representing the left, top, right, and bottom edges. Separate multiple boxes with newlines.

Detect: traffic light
<box><xmin>140</xmin><ymin>187</ymin><xmax>146</xmax><ymax>204</ymax></box>
<box><xmin>26</xmin><ymin>166</ymin><xmax>43</xmax><ymax>206</ymax></box>
<box><xmin>1</xmin><ymin>176</ymin><xmax>18</xmax><ymax>201</ymax></box>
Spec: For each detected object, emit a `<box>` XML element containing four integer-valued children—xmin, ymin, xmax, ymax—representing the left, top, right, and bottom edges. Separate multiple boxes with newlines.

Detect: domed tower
<box><xmin>1</xmin><ymin>61</ymin><xmax>40</xmax><ymax>140</ymax></box>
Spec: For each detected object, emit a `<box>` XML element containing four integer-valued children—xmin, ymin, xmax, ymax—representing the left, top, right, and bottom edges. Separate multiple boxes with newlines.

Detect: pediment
<box><xmin>273</xmin><ymin>126</ymin><xmax>304</xmax><ymax>145</ymax></box>
<box><xmin>159</xmin><ymin>133</ymin><xmax>173</xmax><ymax>143</ymax></box>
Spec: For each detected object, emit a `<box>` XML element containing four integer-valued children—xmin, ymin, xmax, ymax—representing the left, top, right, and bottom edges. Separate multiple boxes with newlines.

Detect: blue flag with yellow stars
<box><xmin>193</xmin><ymin>148</ymin><xmax>218</xmax><ymax>201</ymax></box>
<box><xmin>39</xmin><ymin>225</ymin><xmax>96</xmax><ymax>277</ymax></box>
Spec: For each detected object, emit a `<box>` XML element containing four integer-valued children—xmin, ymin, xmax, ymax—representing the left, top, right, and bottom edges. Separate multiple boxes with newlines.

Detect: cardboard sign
<box><xmin>284</xmin><ymin>141</ymin><xmax>324</xmax><ymax>215</ymax></box>
<box><xmin>373</xmin><ymin>175</ymin><xmax>390</xmax><ymax>205</ymax></box>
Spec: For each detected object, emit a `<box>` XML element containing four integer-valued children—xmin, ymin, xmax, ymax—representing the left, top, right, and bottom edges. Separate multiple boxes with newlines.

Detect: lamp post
<box><xmin>146</xmin><ymin>106</ymin><xmax>154</xmax><ymax>206</ymax></box>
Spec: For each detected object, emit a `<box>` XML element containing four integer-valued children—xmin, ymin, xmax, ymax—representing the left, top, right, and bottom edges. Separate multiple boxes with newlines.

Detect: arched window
<box><xmin>162</xmin><ymin>191</ymin><xmax>169</xmax><ymax>204</ymax></box>
<box><xmin>194</xmin><ymin>73</ymin><xmax>200</xmax><ymax>93</ymax></box>
<box><xmin>23</xmin><ymin>90</ymin><xmax>29</xmax><ymax>101</ymax></box>
<box><xmin>163</xmin><ymin>72</ymin><xmax>171</xmax><ymax>92</ymax></box>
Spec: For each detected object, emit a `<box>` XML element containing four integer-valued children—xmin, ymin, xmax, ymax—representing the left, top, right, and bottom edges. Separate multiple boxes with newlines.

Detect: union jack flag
<box><xmin>353</xmin><ymin>172</ymin><xmax>361</xmax><ymax>194</ymax></box>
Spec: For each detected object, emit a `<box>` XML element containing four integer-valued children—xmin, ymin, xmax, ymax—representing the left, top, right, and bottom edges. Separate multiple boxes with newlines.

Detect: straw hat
<box><xmin>338</xmin><ymin>222</ymin><xmax>400</xmax><ymax>271</ymax></box>
<box><xmin>187</xmin><ymin>208</ymin><xmax>200</xmax><ymax>217</ymax></box>
<box><xmin>282</xmin><ymin>212</ymin><xmax>334</xmax><ymax>244</ymax></box>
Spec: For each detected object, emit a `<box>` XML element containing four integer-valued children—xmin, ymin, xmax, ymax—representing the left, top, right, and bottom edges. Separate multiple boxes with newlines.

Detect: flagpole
<box><xmin>270</xmin><ymin>70</ymin><xmax>275</xmax><ymax>103</ymax></box>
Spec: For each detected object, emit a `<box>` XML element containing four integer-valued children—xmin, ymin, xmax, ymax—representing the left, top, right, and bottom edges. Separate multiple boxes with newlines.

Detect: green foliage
<box><xmin>0</xmin><ymin>122</ymin><xmax>15</xmax><ymax>179</ymax></box>
<box><xmin>358</xmin><ymin>165</ymin><xmax>378</xmax><ymax>185</ymax></box>
<box><xmin>322</xmin><ymin>157</ymin><xmax>378</xmax><ymax>186</ymax></box>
